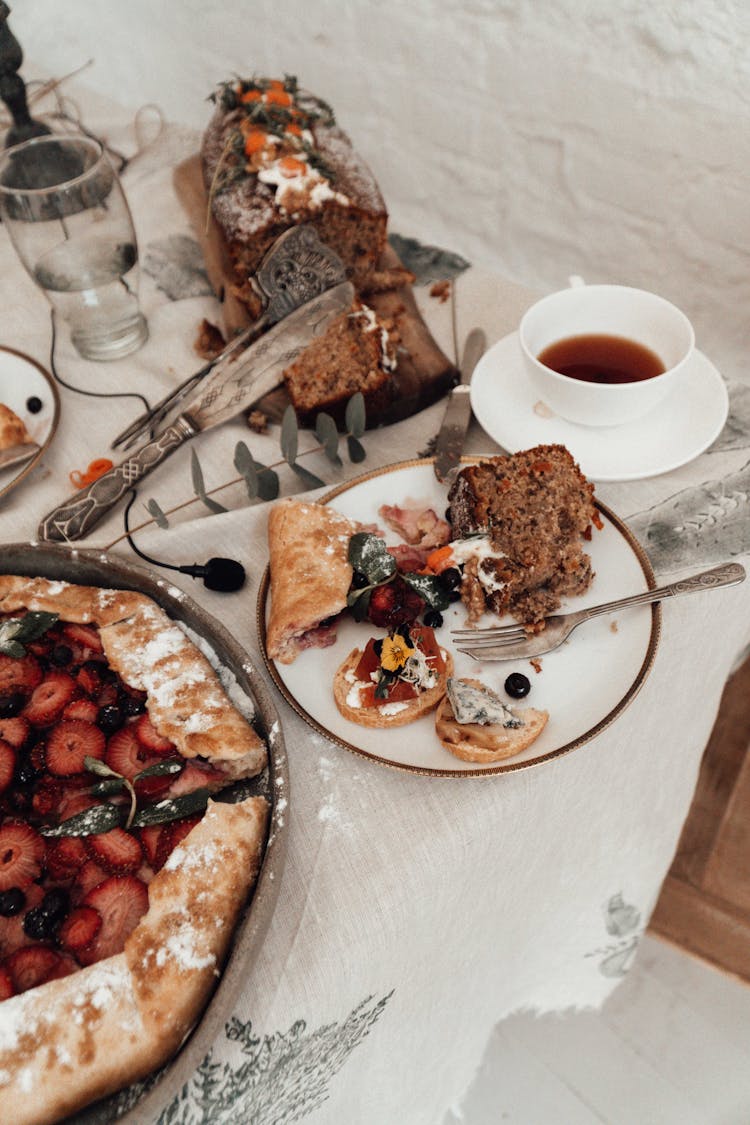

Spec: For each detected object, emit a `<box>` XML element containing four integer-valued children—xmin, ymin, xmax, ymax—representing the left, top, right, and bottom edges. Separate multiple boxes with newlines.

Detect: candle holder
<box><xmin>0</xmin><ymin>2</ymin><xmax>51</xmax><ymax>148</ymax></box>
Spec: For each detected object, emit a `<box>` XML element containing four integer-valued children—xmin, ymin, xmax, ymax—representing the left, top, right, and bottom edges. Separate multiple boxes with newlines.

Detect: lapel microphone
<box><xmin>123</xmin><ymin>492</ymin><xmax>246</xmax><ymax>592</ymax></box>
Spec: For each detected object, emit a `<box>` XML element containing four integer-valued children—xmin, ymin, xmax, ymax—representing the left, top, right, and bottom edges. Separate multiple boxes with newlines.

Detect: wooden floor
<box><xmin>445</xmin><ymin>934</ymin><xmax>750</xmax><ymax>1124</ymax></box>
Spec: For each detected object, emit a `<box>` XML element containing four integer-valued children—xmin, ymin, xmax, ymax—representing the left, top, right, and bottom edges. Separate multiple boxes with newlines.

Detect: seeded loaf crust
<box><xmin>201</xmin><ymin>80</ymin><xmax>388</xmax><ymax>306</ymax></box>
<box><xmin>447</xmin><ymin>445</ymin><xmax>598</xmax><ymax>627</ymax></box>
<box><xmin>266</xmin><ymin>498</ymin><xmax>361</xmax><ymax>664</ymax></box>
<box><xmin>0</xmin><ymin>576</ymin><xmax>270</xmax><ymax>1122</ymax></box>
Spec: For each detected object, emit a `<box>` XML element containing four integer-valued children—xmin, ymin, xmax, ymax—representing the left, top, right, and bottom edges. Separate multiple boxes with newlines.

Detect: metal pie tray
<box><xmin>0</xmin><ymin>543</ymin><xmax>287</xmax><ymax>1125</ymax></box>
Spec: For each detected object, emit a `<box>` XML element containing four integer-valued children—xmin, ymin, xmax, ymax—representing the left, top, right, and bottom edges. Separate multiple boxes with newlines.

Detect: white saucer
<box><xmin>470</xmin><ymin>331</ymin><xmax>729</xmax><ymax>482</ymax></box>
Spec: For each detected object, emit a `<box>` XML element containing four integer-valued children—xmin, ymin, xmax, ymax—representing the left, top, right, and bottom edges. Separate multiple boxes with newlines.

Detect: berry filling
<box><xmin>0</xmin><ymin>610</ymin><xmax>224</xmax><ymax>999</ymax></box>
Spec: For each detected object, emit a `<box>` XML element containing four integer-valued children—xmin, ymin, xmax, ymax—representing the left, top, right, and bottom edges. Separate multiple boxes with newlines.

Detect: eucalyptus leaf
<box><xmin>347</xmin><ymin>435</ymin><xmax>366</xmax><ymax>463</ymax></box>
<box><xmin>291</xmin><ymin>463</ymin><xmax>326</xmax><ymax>490</ymax></box>
<box><xmin>348</xmin><ymin>532</ymin><xmax>396</xmax><ymax>585</ymax></box>
<box><xmin>191</xmin><ymin>449</ymin><xmax>228</xmax><ymax>514</ymax></box>
<box><xmin>403</xmin><ymin>572</ymin><xmax>451</xmax><ymax>610</ymax></box>
<box><xmin>234</xmin><ymin>441</ymin><xmax>258</xmax><ymax>499</ymax></box>
<box><xmin>345</xmin><ymin>392</ymin><xmax>366</xmax><ymax>438</ymax></box>
<box><xmin>41</xmin><ymin>803</ymin><xmax>123</xmax><ymax>838</ymax></box>
<box><xmin>280</xmin><ymin>405</ymin><xmax>299</xmax><ymax>466</ymax></box>
<box><xmin>255</xmin><ymin>462</ymin><xmax>280</xmax><ymax>502</ymax></box>
<box><xmin>145</xmin><ymin>498</ymin><xmax>170</xmax><ymax>529</ymax></box>
<box><xmin>131</xmin><ymin>788</ymin><xmax>211</xmax><ymax>827</ymax></box>
<box><xmin>315</xmin><ymin>413</ymin><xmax>340</xmax><ymax>463</ymax></box>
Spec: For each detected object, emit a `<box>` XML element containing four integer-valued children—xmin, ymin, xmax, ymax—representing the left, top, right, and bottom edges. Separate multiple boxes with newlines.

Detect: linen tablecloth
<box><xmin>1</xmin><ymin>88</ymin><xmax>749</xmax><ymax>1125</ymax></box>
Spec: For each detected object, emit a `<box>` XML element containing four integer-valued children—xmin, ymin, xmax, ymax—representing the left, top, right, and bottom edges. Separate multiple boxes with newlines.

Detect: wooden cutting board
<box><xmin>173</xmin><ymin>155</ymin><xmax>458</xmax><ymax>428</ymax></box>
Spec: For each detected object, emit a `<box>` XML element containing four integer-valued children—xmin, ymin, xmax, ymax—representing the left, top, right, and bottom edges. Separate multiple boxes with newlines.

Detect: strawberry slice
<box><xmin>105</xmin><ymin>726</ymin><xmax>143</xmax><ymax>780</ymax></box>
<box><xmin>46</xmin><ymin>835</ymin><xmax>87</xmax><ymax>881</ymax></box>
<box><xmin>62</xmin><ymin>698</ymin><xmax>99</xmax><ymax>723</ymax></box>
<box><xmin>0</xmin><ymin>739</ymin><xmax>15</xmax><ymax>794</ymax></box>
<box><xmin>5</xmin><ymin>945</ymin><xmax>62</xmax><ymax>994</ymax></box>
<box><xmin>76</xmin><ymin>663</ymin><xmax>104</xmax><ymax>698</ymax></box>
<box><xmin>57</xmin><ymin>789</ymin><xmax>95</xmax><ymax>823</ymax></box>
<box><xmin>0</xmin><ymin>822</ymin><xmax>44</xmax><ymax>889</ymax></box>
<box><xmin>0</xmin><ymin>654</ymin><xmax>42</xmax><ymax>697</ymax></box>
<box><xmin>59</xmin><ymin>905</ymin><xmax>102</xmax><ymax>954</ymax></box>
<box><xmin>155</xmin><ymin>814</ymin><xmax>202</xmax><ymax>869</ymax></box>
<box><xmin>134</xmin><ymin>714</ymin><xmax>175</xmax><ymax>755</ymax></box>
<box><xmin>73</xmin><ymin>860</ymin><xmax>108</xmax><ymax>903</ymax></box>
<box><xmin>0</xmin><ymin>965</ymin><xmax>13</xmax><ymax>1000</ymax></box>
<box><xmin>167</xmin><ymin>760</ymin><xmax>226</xmax><ymax>797</ymax></box>
<box><xmin>46</xmin><ymin>719</ymin><xmax>105</xmax><ymax>776</ymax></box>
<box><xmin>0</xmin><ymin>716</ymin><xmax>30</xmax><ymax>749</ymax></box>
<box><xmin>86</xmin><ymin>828</ymin><xmax>142</xmax><ymax>875</ymax></box>
<box><xmin>23</xmin><ymin>672</ymin><xmax>76</xmax><ymax>726</ymax></box>
<box><xmin>62</xmin><ymin>623</ymin><xmax>103</xmax><ymax>653</ymax></box>
<box><xmin>138</xmin><ymin>825</ymin><xmax>165</xmax><ymax>870</ymax></box>
<box><xmin>31</xmin><ymin>777</ymin><xmax>63</xmax><ymax>819</ymax></box>
<box><xmin>80</xmin><ymin>875</ymin><xmax>148</xmax><ymax>962</ymax></box>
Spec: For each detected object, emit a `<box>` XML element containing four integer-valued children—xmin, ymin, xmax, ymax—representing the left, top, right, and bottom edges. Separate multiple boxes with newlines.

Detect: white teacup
<box><xmin>518</xmin><ymin>284</ymin><xmax>695</xmax><ymax>427</ymax></box>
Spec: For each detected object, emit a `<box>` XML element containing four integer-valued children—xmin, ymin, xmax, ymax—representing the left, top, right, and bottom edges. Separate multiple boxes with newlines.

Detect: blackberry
<box><xmin>23</xmin><ymin>905</ymin><xmax>58</xmax><ymax>940</ymax></box>
<box><xmin>98</xmin><ymin>705</ymin><xmax>124</xmax><ymax>734</ymax></box>
<box><xmin>120</xmin><ymin>692</ymin><xmax>147</xmax><ymax>717</ymax></box>
<box><xmin>423</xmin><ymin>609</ymin><xmax>444</xmax><ymax>628</ymax></box>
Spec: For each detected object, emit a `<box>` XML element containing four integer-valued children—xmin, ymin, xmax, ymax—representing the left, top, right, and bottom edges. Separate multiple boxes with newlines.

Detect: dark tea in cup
<box><xmin>537</xmin><ymin>334</ymin><xmax>666</xmax><ymax>385</ymax></box>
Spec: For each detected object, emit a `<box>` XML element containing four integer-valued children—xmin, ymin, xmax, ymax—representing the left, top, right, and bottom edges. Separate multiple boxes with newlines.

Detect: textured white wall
<box><xmin>11</xmin><ymin>0</ymin><xmax>750</xmax><ymax>373</ymax></box>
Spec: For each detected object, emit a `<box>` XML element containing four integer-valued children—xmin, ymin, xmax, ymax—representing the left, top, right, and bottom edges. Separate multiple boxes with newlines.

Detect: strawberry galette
<box><xmin>0</xmin><ymin>575</ymin><xmax>269</xmax><ymax>1124</ymax></box>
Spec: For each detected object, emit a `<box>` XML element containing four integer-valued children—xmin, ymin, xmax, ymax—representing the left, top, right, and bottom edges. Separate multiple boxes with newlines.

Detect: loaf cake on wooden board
<box><xmin>174</xmin><ymin>75</ymin><xmax>457</xmax><ymax>428</ymax></box>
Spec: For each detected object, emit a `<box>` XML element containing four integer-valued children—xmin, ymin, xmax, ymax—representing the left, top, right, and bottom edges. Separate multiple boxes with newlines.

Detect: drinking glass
<box><xmin>0</xmin><ymin>134</ymin><xmax>148</xmax><ymax>361</ymax></box>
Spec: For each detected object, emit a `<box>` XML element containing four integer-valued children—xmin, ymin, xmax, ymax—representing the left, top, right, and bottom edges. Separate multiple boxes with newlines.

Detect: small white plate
<box><xmin>470</xmin><ymin>331</ymin><xmax>729</xmax><ymax>482</ymax></box>
<box><xmin>0</xmin><ymin>346</ymin><xmax>60</xmax><ymax>500</ymax></box>
<box><xmin>258</xmin><ymin>460</ymin><xmax>660</xmax><ymax>777</ymax></box>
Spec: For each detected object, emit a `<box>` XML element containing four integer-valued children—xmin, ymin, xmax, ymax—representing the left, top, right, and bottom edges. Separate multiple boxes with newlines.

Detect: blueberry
<box><xmin>26</xmin><ymin>396</ymin><xmax>43</xmax><ymax>414</ymax></box>
<box><xmin>505</xmin><ymin>672</ymin><xmax>531</xmax><ymax>699</ymax></box>
<box><xmin>15</xmin><ymin>756</ymin><xmax>37</xmax><ymax>786</ymax></box>
<box><xmin>97</xmin><ymin>705</ymin><xmax>123</xmax><ymax>734</ymax></box>
<box><xmin>441</xmin><ymin>567</ymin><xmax>462</xmax><ymax>591</ymax></box>
<box><xmin>0</xmin><ymin>888</ymin><xmax>25</xmax><ymax>916</ymax></box>
<box><xmin>0</xmin><ymin>693</ymin><xmax>25</xmax><ymax>718</ymax></box>
<box><xmin>50</xmin><ymin>644</ymin><xmax>73</xmax><ymax>666</ymax></box>
<box><xmin>423</xmin><ymin>609</ymin><xmax>443</xmax><ymax>628</ymax></box>
<box><xmin>351</xmin><ymin>570</ymin><xmax>369</xmax><ymax>590</ymax></box>
<box><xmin>120</xmin><ymin>692</ymin><xmax>146</xmax><ymax>717</ymax></box>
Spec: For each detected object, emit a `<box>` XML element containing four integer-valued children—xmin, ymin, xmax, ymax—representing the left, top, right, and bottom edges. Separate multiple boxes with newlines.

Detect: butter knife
<box><xmin>38</xmin><ymin>280</ymin><xmax>355</xmax><ymax>543</ymax></box>
<box><xmin>433</xmin><ymin>328</ymin><xmax>486</xmax><ymax>482</ymax></box>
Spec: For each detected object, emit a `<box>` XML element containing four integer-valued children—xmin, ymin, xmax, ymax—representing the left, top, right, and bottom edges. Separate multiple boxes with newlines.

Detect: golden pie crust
<box><xmin>0</xmin><ymin>404</ymin><xmax>31</xmax><ymax>451</ymax></box>
<box><xmin>266</xmin><ymin>498</ymin><xmax>361</xmax><ymax>664</ymax></box>
<box><xmin>0</xmin><ymin>576</ymin><xmax>270</xmax><ymax>1124</ymax></box>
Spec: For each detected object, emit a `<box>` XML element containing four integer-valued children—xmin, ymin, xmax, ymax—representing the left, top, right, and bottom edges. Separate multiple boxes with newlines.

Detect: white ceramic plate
<box><xmin>470</xmin><ymin>331</ymin><xmax>729</xmax><ymax>482</ymax></box>
<box><xmin>258</xmin><ymin>460</ymin><xmax>660</xmax><ymax>776</ymax></box>
<box><xmin>0</xmin><ymin>346</ymin><xmax>60</xmax><ymax>500</ymax></box>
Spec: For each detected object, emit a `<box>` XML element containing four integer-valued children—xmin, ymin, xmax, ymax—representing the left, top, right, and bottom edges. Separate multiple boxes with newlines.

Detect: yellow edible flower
<box><xmin>380</xmin><ymin>633</ymin><xmax>415</xmax><ymax>672</ymax></box>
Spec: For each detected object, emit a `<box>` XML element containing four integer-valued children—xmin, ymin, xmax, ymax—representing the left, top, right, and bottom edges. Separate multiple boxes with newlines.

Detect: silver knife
<box><xmin>38</xmin><ymin>280</ymin><xmax>355</xmax><ymax>543</ymax></box>
<box><xmin>433</xmin><ymin>327</ymin><xmax>486</xmax><ymax>483</ymax></box>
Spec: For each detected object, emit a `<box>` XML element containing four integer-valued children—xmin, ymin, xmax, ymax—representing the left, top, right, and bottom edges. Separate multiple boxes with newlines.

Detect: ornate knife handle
<box><xmin>38</xmin><ymin>417</ymin><xmax>196</xmax><ymax>543</ymax></box>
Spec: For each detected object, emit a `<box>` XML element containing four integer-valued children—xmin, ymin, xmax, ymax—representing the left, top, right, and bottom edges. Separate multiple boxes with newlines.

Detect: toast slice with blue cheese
<box><xmin>435</xmin><ymin>677</ymin><xmax>548</xmax><ymax>762</ymax></box>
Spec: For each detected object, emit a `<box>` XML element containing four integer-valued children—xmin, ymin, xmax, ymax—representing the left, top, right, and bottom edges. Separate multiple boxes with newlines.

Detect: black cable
<box><xmin>48</xmin><ymin>309</ymin><xmax>152</xmax><ymax>419</ymax></box>
<box><xmin>123</xmin><ymin>490</ymin><xmax>246</xmax><ymax>592</ymax></box>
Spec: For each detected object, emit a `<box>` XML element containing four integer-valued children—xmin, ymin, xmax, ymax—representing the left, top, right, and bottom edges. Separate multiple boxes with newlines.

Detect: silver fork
<box><xmin>451</xmin><ymin>562</ymin><xmax>746</xmax><ymax>662</ymax></box>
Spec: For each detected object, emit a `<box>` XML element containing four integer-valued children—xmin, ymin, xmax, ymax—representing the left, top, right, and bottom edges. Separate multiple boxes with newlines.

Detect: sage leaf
<box><xmin>41</xmin><ymin>803</ymin><xmax>123</xmax><ymax>837</ymax></box>
<box><xmin>347</xmin><ymin>435</ymin><xmax>366</xmax><ymax>463</ymax></box>
<box><xmin>0</xmin><ymin>640</ymin><xmax>25</xmax><ymax>659</ymax></box>
<box><xmin>191</xmin><ymin>449</ymin><xmax>228</xmax><ymax>514</ymax></box>
<box><xmin>234</xmin><ymin>441</ymin><xmax>258</xmax><ymax>499</ymax></box>
<box><xmin>135</xmin><ymin>760</ymin><xmax>183</xmax><ymax>779</ymax></box>
<box><xmin>345</xmin><ymin>392</ymin><xmax>366</xmax><ymax>438</ymax></box>
<box><xmin>145</xmin><ymin>498</ymin><xmax>170</xmax><ymax>529</ymax></box>
<box><xmin>90</xmin><ymin>778</ymin><xmax>127</xmax><ymax>797</ymax></box>
<box><xmin>346</xmin><ymin>586</ymin><xmax>372</xmax><ymax>622</ymax></box>
<box><xmin>403</xmin><ymin>572</ymin><xmax>451</xmax><ymax>610</ymax></box>
<box><xmin>348</xmin><ymin>532</ymin><xmax>396</xmax><ymax>585</ymax></box>
<box><xmin>280</xmin><ymin>405</ymin><xmax>298</xmax><ymax>466</ymax></box>
<box><xmin>84</xmin><ymin>756</ymin><xmax>122</xmax><ymax>780</ymax></box>
<box><xmin>0</xmin><ymin>612</ymin><xmax>59</xmax><ymax>657</ymax></box>
<box><xmin>131</xmin><ymin>788</ymin><xmax>211</xmax><ymax>827</ymax></box>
